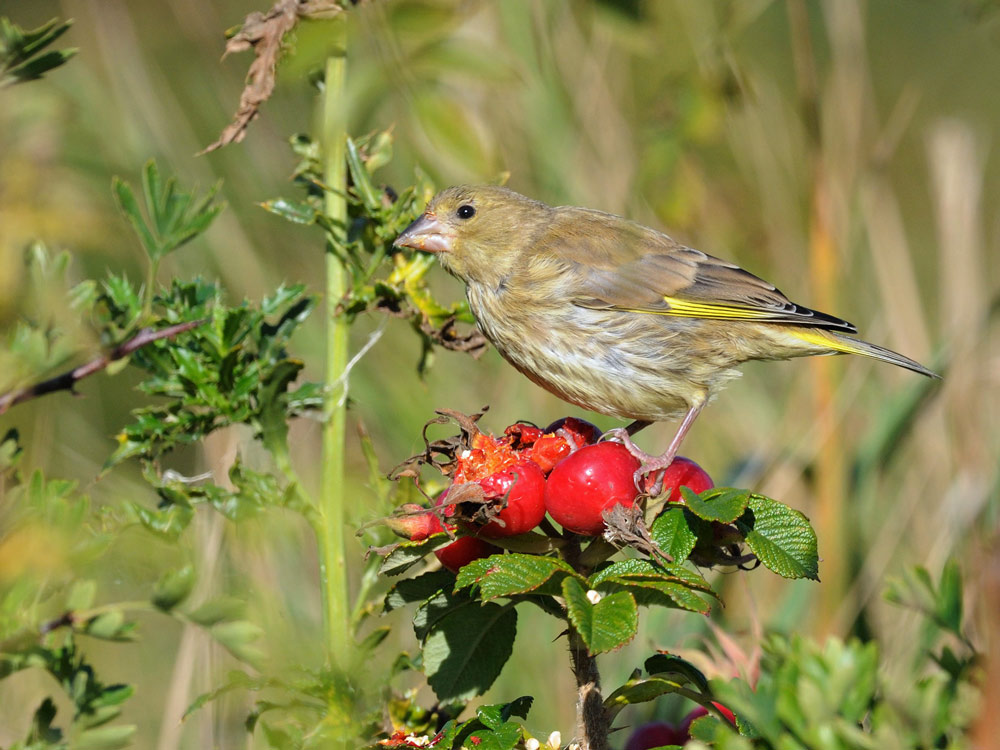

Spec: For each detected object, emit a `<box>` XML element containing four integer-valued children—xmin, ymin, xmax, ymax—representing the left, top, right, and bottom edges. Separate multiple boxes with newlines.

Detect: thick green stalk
<box><xmin>318</xmin><ymin>20</ymin><xmax>350</xmax><ymax>668</ymax></box>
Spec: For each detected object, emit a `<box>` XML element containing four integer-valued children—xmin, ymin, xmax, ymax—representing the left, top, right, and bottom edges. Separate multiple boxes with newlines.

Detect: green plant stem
<box><xmin>318</xmin><ymin>20</ymin><xmax>350</xmax><ymax>669</ymax></box>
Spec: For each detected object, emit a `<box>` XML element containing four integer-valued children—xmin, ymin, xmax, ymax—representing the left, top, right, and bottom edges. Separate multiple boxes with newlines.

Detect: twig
<box><xmin>0</xmin><ymin>319</ymin><xmax>208</xmax><ymax>415</ymax></box>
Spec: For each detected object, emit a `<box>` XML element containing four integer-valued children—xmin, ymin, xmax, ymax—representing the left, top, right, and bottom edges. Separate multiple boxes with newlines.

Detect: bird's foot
<box><xmin>601</xmin><ymin>428</ymin><xmax>673</xmax><ymax>494</ymax></box>
<box><xmin>632</xmin><ymin>450</ymin><xmax>680</xmax><ymax>497</ymax></box>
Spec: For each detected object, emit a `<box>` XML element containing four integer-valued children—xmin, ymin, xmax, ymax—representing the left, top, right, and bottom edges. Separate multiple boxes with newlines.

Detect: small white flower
<box><xmin>547</xmin><ymin>730</ymin><xmax>562</xmax><ymax>748</ymax></box>
<box><xmin>524</xmin><ymin>739</ymin><xmax>540</xmax><ymax>750</ymax></box>
<box><xmin>586</xmin><ymin>589</ymin><xmax>602</xmax><ymax>604</ymax></box>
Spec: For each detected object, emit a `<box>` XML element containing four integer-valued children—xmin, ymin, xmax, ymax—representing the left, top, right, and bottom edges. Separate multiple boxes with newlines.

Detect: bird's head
<box><xmin>393</xmin><ymin>185</ymin><xmax>551</xmax><ymax>285</ymax></box>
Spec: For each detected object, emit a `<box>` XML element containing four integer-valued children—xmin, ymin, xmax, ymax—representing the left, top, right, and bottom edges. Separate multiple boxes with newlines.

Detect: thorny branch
<box><xmin>0</xmin><ymin>319</ymin><xmax>207</xmax><ymax>415</ymax></box>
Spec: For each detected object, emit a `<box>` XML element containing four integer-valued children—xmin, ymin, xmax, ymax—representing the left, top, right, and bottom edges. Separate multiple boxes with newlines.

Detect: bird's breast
<box><xmin>464</xmin><ymin>282</ymin><xmax>717</xmax><ymax>421</ymax></box>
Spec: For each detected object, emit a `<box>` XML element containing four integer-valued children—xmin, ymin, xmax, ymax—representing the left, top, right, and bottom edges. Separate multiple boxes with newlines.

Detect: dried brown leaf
<box><xmin>201</xmin><ymin>0</ymin><xmax>346</xmax><ymax>154</ymax></box>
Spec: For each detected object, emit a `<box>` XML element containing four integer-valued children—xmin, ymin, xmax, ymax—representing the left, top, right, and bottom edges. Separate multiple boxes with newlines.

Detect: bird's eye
<box><xmin>457</xmin><ymin>204</ymin><xmax>476</xmax><ymax>219</ymax></box>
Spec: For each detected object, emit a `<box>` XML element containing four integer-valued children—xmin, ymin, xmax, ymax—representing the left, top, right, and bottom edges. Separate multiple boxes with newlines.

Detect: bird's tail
<box><xmin>789</xmin><ymin>329</ymin><xmax>939</xmax><ymax>378</ymax></box>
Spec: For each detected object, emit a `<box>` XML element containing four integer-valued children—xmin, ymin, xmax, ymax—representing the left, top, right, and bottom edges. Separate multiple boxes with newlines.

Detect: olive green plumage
<box><xmin>394</xmin><ymin>185</ymin><xmax>935</xmax><ymax>427</ymax></box>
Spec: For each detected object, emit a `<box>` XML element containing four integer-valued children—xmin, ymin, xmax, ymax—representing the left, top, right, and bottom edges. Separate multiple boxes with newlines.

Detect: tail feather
<box><xmin>790</xmin><ymin>329</ymin><xmax>939</xmax><ymax>378</ymax></box>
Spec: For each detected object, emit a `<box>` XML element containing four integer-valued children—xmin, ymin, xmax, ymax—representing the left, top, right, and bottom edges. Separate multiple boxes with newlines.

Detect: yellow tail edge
<box><xmin>789</xmin><ymin>329</ymin><xmax>939</xmax><ymax>378</ymax></box>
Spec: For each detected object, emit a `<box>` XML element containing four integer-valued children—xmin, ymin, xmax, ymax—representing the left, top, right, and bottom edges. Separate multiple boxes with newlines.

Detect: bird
<box><xmin>393</xmin><ymin>185</ymin><xmax>937</xmax><ymax>490</ymax></box>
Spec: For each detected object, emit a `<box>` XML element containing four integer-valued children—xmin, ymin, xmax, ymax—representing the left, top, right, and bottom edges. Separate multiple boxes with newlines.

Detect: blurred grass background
<box><xmin>0</xmin><ymin>0</ymin><xmax>997</xmax><ymax>746</ymax></box>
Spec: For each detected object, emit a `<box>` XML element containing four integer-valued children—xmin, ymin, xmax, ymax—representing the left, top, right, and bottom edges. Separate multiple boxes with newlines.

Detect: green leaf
<box><xmin>210</xmin><ymin>620</ymin><xmax>264</xmax><ymax>665</ymax></box>
<box><xmin>384</xmin><ymin>569</ymin><xmax>455</xmax><ymax>612</ymax></box>
<box><xmin>112</xmin><ymin>161</ymin><xmax>223</xmax><ymax>261</ymax></box>
<box><xmin>475</xmin><ymin>697</ymin><xmax>533</xmax><ymax>730</ymax></box>
<box><xmin>455</xmin><ymin>553</ymin><xmax>581</xmax><ymax>600</ymax></box>
<box><xmin>0</xmin><ymin>17</ymin><xmax>76</xmax><ymax>87</ymax></box>
<box><xmin>562</xmin><ymin>578</ymin><xmax>638</xmax><ymax>655</ymax></box>
<box><xmin>650</xmin><ymin>507</ymin><xmax>697</xmax><ymax>562</ymax></box>
<box><xmin>152</xmin><ymin>564</ymin><xmax>196</xmax><ymax>611</ymax></box>
<box><xmin>603</xmin><ymin>675</ymin><xmax>688</xmax><ymax>715</ymax></box>
<box><xmin>82</xmin><ymin>610</ymin><xmax>135</xmax><ymax>641</ymax></box>
<box><xmin>413</xmin><ymin>588</ymin><xmax>473</xmax><ymax>642</ymax></box>
<box><xmin>681</xmin><ymin>487</ymin><xmax>750</xmax><ymax>523</ymax></box>
<box><xmin>423</xmin><ymin>602</ymin><xmax>517</xmax><ymax>701</ymax></box>
<box><xmin>113</xmin><ymin>177</ymin><xmax>159</xmax><ymax>260</ymax></box>
<box><xmin>644</xmin><ymin>654</ymin><xmax>710</xmax><ymax>693</ymax></box>
<box><xmin>259</xmin><ymin>198</ymin><xmax>317</xmax><ymax>225</ymax></box>
<box><xmin>590</xmin><ymin>558</ymin><xmax>714</xmax><ymax>594</ymax></box>
<box><xmin>378</xmin><ymin>536</ymin><xmax>447</xmax><ymax>576</ymax></box>
<box><xmin>935</xmin><ymin>560</ymin><xmax>963</xmax><ymax>634</ymax></box>
<box><xmin>66</xmin><ymin>580</ymin><xmax>97</xmax><ymax>611</ymax></box>
<box><xmin>346</xmin><ymin>137</ymin><xmax>382</xmax><ymax>212</ymax></box>
<box><xmin>72</xmin><ymin>724</ymin><xmax>136</xmax><ymax>750</ymax></box>
<box><xmin>736</xmin><ymin>495</ymin><xmax>818</xmax><ymax>581</ymax></box>
<box><xmin>187</xmin><ymin>596</ymin><xmax>246</xmax><ymax>626</ymax></box>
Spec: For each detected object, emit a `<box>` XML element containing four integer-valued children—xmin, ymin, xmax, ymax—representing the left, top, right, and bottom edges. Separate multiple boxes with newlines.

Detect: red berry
<box><xmin>543</xmin><ymin>416</ymin><xmax>603</xmax><ymax>451</ymax></box>
<box><xmin>681</xmin><ymin>702</ymin><xmax>736</xmax><ymax>732</ymax></box>
<box><xmin>434</xmin><ymin>536</ymin><xmax>499</xmax><ymax>573</ymax></box>
<box><xmin>648</xmin><ymin>456</ymin><xmax>714</xmax><ymax>501</ymax></box>
<box><xmin>623</xmin><ymin>720</ymin><xmax>687</xmax><ymax>750</ymax></box>
<box><xmin>475</xmin><ymin>460</ymin><xmax>547</xmax><ymax>537</ymax></box>
<box><xmin>544</xmin><ymin>442</ymin><xmax>640</xmax><ymax>536</ymax></box>
<box><xmin>385</xmin><ymin>504</ymin><xmax>446</xmax><ymax>541</ymax></box>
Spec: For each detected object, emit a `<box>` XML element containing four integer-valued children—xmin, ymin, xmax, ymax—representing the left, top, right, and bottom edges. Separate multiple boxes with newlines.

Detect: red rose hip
<box><xmin>435</xmin><ymin>536</ymin><xmax>498</xmax><ymax>574</ymax></box>
<box><xmin>475</xmin><ymin>459</ymin><xmax>547</xmax><ymax>537</ymax></box>
<box><xmin>649</xmin><ymin>456</ymin><xmax>714</xmax><ymax>501</ymax></box>
<box><xmin>623</xmin><ymin>720</ymin><xmax>687</xmax><ymax>750</ymax></box>
<box><xmin>544</xmin><ymin>442</ymin><xmax>640</xmax><ymax>536</ymax></box>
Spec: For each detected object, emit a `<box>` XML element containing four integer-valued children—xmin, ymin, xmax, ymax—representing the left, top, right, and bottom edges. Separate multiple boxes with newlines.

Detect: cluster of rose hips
<box><xmin>390</xmin><ymin>416</ymin><xmax>715</xmax><ymax>573</ymax></box>
<box><xmin>624</xmin><ymin>703</ymin><xmax>737</xmax><ymax>749</ymax></box>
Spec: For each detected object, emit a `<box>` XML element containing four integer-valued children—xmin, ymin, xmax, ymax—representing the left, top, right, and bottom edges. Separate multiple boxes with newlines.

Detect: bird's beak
<box><xmin>393</xmin><ymin>212</ymin><xmax>454</xmax><ymax>254</ymax></box>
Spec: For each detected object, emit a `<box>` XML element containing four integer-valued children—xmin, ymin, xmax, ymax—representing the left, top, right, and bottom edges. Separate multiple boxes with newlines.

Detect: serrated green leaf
<box><xmin>423</xmin><ymin>602</ymin><xmax>517</xmax><ymax>701</ymax></box>
<box><xmin>590</xmin><ymin>558</ymin><xmax>713</xmax><ymax>594</ymax></box>
<box><xmin>736</xmin><ymin>495</ymin><xmax>818</xmax><ymax>581</ymax></box>
<box><xmin>455</xmin><ymin>553</ymin><xmax>580</xmax><ymax>600</ymax></box>
<box><xmin>681</xmin><ymin>487</ymin><xmax>750</xmax><ymax>523</ymax></box>
<box><xmin>563</xmin><ymin>578</ymin><xmax>638</xmax><ymax>655</ymax></box>
<box><xmin>650</xmin><ymin>507</ymin><xmax>697</xmax><ymax>562</ymax></box>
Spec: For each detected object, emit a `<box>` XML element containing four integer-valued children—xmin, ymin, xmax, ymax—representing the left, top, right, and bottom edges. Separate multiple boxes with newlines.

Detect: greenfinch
<box><xmin>394</xmin><ymin>185</ymin><xmax>936</xmax><ymax>485</ymax></box>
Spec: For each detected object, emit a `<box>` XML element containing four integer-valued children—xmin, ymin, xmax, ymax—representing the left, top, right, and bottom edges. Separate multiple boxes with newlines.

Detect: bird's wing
<box><xmin>541</xmin><ymin>208</ymin><xmax>858</xmax><ymax>333</ymax></box>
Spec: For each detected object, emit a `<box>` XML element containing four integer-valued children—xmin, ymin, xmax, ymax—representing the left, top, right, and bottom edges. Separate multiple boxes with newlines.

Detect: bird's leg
<box><xmin>638</xmin><ymin>403</ymin><xmax>705</xmax><ymax>495</ymax></box>
<box><xmin>600</xmin><ymin>420</ymin><xmax>655</xmax><ymax>462</ymax></box>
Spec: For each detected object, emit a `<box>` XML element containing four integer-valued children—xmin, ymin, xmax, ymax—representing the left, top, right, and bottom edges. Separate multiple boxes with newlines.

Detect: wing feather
<box><xmin>536</xmin><ymin>207</ymin><xmax>858</xmax><ymax>333</ymax></box>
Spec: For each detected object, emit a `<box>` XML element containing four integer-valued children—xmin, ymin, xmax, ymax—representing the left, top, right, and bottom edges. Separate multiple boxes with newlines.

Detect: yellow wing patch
<box><xmin>627</xmin><ymin>296</ymin><xmax>790</xmax><ymax>321</ymax></box>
